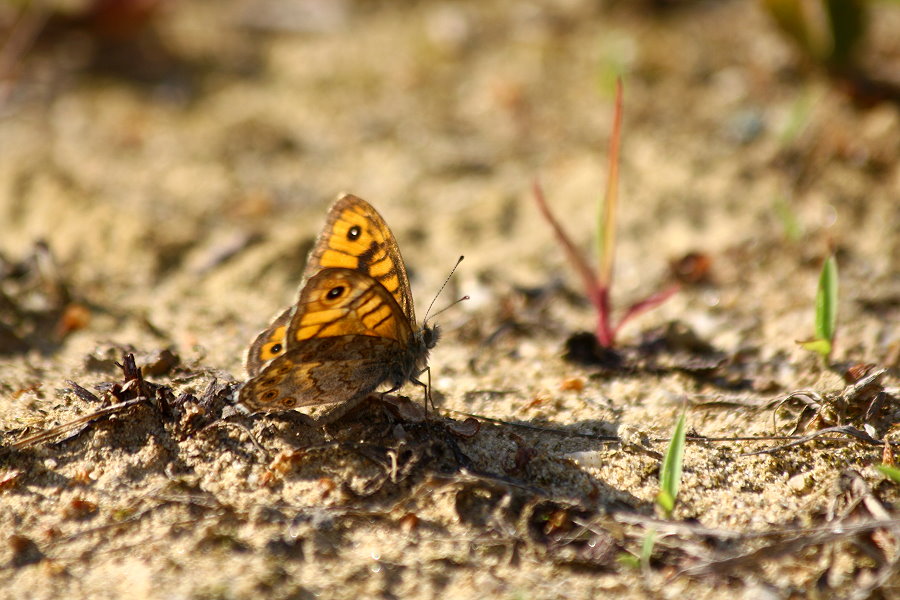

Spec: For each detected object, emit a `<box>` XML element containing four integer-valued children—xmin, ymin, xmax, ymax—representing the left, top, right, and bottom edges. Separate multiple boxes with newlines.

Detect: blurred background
<box><xmin>0</xmin><ymin>0</ymin><xmax>897</xmax><ymax>371</ymax></box>
<box><xmin>1</xmin><ymin>7</ymin><xmax>899</xmax><ymax>597</ymax></box>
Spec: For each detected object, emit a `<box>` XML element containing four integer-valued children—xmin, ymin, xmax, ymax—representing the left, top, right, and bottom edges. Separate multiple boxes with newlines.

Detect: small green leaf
<box><xmin>657</xmin><ymin>411</ymin><xmax>687</xmax><ymax>518</ymax></box>
<box><xmin>779</xmin><ymin>88</ymin><xmax>817</xmax><ymax>146</ymax></box>
<box><xmin>824</xmin><ymin>0</ymin><xmax>867</xmax><ymax>69</ymax></box>
<box><xmin>640</xmin><ymin>528</ymin><xmax>657</xmax><ymax>568</ymax></box>
<box><xmin>815</xmin><ymin>255</ymin><xmax>838</xmax><ymax>344</ymax></box>
<box><xmin>799</xmin><ymin>338</ymin><xmax>832</xmax><ymax>357</ymax></box>
<box><xmin>617</xmin><ymin>553</ymin><xmax>641</xmax><ymax>569</ymax></box>
<box><xmin>876</xmin><ymin>464</ymin><xmax>900</xmax><ymax>484</ymax></box>
<box><xmin>761</xmin><ymin>0</ymin><xmax>815</xmax><ymax>58</ymax></box>
<box><xmin>773</xmin><ymin>195</ymin><xmax>804</xmax><ymax>241</ymax></box>
<box><xmin>655</xmin><ymin>490</ymin><xmax>675</xmax><ymax>515</ymax></box>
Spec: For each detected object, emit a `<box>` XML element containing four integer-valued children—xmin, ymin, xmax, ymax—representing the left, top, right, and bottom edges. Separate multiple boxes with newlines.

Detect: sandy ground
<box><xmin>1</xmin><ymin>1</ymin><xmax>899</xmax><ymax>598</ymax></box>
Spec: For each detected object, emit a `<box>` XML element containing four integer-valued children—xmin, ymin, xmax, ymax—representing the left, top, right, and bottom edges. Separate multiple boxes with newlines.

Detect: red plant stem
<box><xmin>612</xmin><ymin>284</ymin><xmax>680</xmax><ymax>341</ymax></box>
<box><xmin>532</xmin><ymin>181</ymin><xmax>600</xmax><ymax>305</ymax></box>
<box><xmin>534</xmin><ymin>79</ymin><xmax>676</xmax><ymax>350</ymax></box>
<box><xmin>596</xmin><ymin>287</ymin><xmax>613</xmax><ymax>347</ymax></box>
<box><xmin>595</xmin><ymin>80</ymin><xmax>624</xmax><ymax>347</ymax></box>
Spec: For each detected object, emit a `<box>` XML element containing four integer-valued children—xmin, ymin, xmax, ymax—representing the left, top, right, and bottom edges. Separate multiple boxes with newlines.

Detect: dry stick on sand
<box><xmin>9</xmin><ymin>396</ymin><xmax>149</xmax><ymax>450</ymax></box>
<box><xmin>9</xmin><ymin>355</ymin><xmax>161</xmax><ymax>450</ymax></box>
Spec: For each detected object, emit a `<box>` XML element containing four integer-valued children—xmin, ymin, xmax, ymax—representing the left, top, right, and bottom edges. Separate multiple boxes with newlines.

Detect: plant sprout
<box><xmin>534</xmin><ymin>79</ymin><xmax>678</xmax><ymax>348</ymax></box>
<box><xmin>799</xmin><ymin>254</ymin><xmax>838</xmax><ymax>361</ymax></box>
<box><xmin>656</xmin><ymin>410</ymin><xmax>687</xmax><ymax>519</ymax></box>
<box><xmin>876</xmin><ymin>464</ymin><xmax>900</xmax><ymax>484</ymax></box>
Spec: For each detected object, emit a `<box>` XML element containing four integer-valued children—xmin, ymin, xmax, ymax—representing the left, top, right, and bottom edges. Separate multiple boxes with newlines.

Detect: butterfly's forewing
<box><xmin>244</xmin><ymin>194</ymin><xmax>415</xmax><ymax>375</ymax></box>
<box><xmin>238</xmin><ymin>268</ymin><xmax>416</xmax><ymax>414</ymax></box>
<box><xmin>286</xmin><ymin>268</ymin><xmax>412</xmax><ymax>346</ymax></box>
<box><xmin>305</xmin><ymin>194</ymin><xmax>415</xmax><ymax>323</ymax></box>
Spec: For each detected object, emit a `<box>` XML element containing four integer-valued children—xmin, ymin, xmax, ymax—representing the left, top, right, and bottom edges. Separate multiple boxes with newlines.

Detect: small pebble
<box><xmin>787</xmin><ymin>472</ymin><xmax>812</xmax><ymax>494</ymax></box>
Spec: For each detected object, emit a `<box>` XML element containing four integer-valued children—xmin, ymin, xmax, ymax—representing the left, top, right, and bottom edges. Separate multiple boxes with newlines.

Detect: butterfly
<box><xmin>236</xmin><ymin>193</ymin><xmax>440</xmax><ymax>418</ymax></box>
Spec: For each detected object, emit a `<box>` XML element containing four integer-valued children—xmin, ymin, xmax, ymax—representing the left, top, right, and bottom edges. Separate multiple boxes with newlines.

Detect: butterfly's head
<box><xmin>422</xmin><ymin>322</ymin><xmax>441</xmax><ymax>350</ymax></box>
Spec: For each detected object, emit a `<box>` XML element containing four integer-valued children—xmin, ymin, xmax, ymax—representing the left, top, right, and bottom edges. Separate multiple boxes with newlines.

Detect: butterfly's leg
<box><xmin>410</xmin><ymin>366</ymin><xmax>434</xmax><ymax>417</ymax></box>
<box><xmin>378</xmin><ymin>383</ymin><xmax>400</xmax><ymax>401</ymax></box>
<box><xmin>376</xmin><ymin>374</ymin><xmax>431</xmax><ymax>422</ymax></box>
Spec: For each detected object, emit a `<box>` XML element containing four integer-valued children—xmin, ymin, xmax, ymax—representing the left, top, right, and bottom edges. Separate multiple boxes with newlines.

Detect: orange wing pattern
<box><xmin>305</xmin><ymin>194</ymin><xmax>415</xmax><ymax>322</ymax></box>
<box><xmin>244</xmin><ymin>194</ymin><xmax>415</xmax><ymax>376</ymax></box>
<box><xmin>287</xmin><ymin>268</ymin><xmax>412</xmax><ymax>346</ymax></box>
<box><xmin>237</xmin><ymin>269</ymin><xmax>415</xmax><ymax>414</ymax></box>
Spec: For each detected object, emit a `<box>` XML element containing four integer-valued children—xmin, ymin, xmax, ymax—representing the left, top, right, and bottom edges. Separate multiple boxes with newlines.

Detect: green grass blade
<box><xmin>876</xmin><ymin>464</ymin><xmax>900</xmax><ymax>484</ymax></box>
<box><xmin>779</xmin><ymin>89</ymin><xmax>816</xmax><ymax>146</ymax></box>
<box><xmin>617</xmin><ymin>528</ymin><xmax>659</xmax><ymax>570</ymax></box>
<box><xmin>655</xmin><ymin>490</ymin><xmax>675</xmax><ymax>516</ymax></box>
<box><xmin>761</xmin><ymin>0</ymin><xmax>814</xmax><ymax>58</ymax></box>
<box><xmin>773</xmin><ymin>195</ymin><xmax>803</xmax><ymax>242</ymax></box>
<box><xmin>616</xmin><ymin>553</ymin><xmax>640</xmax><ymax>569</ymax></box>
<box><xmin>640</xmin><ymin>528</ymin><xmax>657</xmax><ymax>569</ymax></box>
<box><xmin>656</xmin><ymin>410</ymin><xmax>687</xmax><ymax>518</ymax></box>
<box><xmin>824</xmin><ymin>0</ymin><xmax>867</xmax><ymax>69</ymax></box>
<box><xmin>815</xmin><ymin>255</ymin><xmax>838</xmax><ymax>343</ymax></box>
<box><xmin>597</xmin><ymin>78</ymin><xmax>623</xmax><ymax>290</ymax></box>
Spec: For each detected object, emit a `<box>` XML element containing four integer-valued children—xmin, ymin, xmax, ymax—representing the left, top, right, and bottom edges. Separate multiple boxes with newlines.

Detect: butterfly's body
<box><xmin>238</xmin><ymin>195</ymin><xmax>438</xmax><ymax>417</ymax></box>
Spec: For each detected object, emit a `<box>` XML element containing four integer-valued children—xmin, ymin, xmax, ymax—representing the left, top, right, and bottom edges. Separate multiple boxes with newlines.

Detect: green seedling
<box><xmin>534</xmin><ymin>79</ymin><xmax>679</xmax><ymax>348</ymax></box>
<box><xmin>773</xmin><ymin>195</ymin><xmax>804</xmax><ymax>242</ymax></box>
<box><xmin>640</xmin><ymin>527</ymin><xmax>657</xmax><ymax>571</ymax></box>
<box><xmin>618</xmin><ymin>411</ymin><xmax>687</xmax><ymax>570</ymax></box>
<box><xmin>656</xmin><ymin>410</ymin><xmax>687</xmax><ymax>518</ymax></box>
<box><xmin>761</xmin><ymin>0</ymin><xmax>867</xmax><ymax>74</ymax></box>
<box><xmin>779</xmin><ymin>88</ymin><xmax>817</xmax><ymax>146</ymax></box>
<box><xmin>596</xmin><ymin>32</ymin><xmax>634</xmax><ymax>99</ymax></box>
<box><xmin>760</xmin><ymin>0</ymin><xmax>900</xmax><ymax>104</ymax></box>
<box><xmin>876</xmin><ymin>464</ymin><xmax>900</xmax><ymax>484</ymax></box>
<box><xmin>799</xmin><ymin>255</ymin><xmax>838</xmax><ymax>360</ymax></box>
<box><xmin>616</xmin><ymin>552</ymin><xmax>640</xmax><ymax>569</ymax></box>
<box><xmin>616</xmin><ymin>528</ymin><xmax>657</xmax><ymax>571</ymax></box>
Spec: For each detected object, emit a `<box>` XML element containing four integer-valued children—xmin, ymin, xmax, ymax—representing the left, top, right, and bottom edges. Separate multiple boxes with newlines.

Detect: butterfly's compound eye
<box><xmin>326</xmin><ymin>285</ymin><xmax>345</xmax><ymax>300</ymax></box>
<box><xmin>347</xmin><ymin>225</ymin><xmax>362</xmax><ymax>241</ymax></box>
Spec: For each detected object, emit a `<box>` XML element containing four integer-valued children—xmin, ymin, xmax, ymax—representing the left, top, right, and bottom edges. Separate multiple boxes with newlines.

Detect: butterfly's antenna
<box><xmin>429</xmin><ymin>295</ymin><xmax>469</xmax><ymax>321</ymax></box>
<box><xmin>423</xmin><ymin>255</ymin><xmax>464</xmax><ymax>323</ymax></box>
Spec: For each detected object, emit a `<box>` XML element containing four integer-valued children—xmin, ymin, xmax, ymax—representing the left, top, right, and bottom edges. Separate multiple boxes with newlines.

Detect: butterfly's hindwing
<box><xmin>238</xmin><ymin>335</ymin><xmax>408</xmax><ymax>413</ymax></box>
<box><xmin>245</xmin><ymin>306</ymin><xmax>292</xmax><ymax>377</ymax></box>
